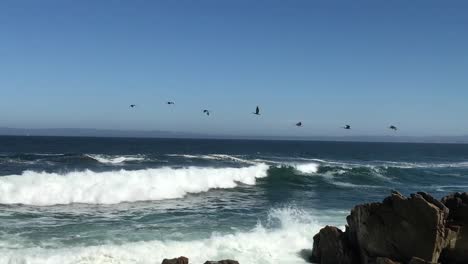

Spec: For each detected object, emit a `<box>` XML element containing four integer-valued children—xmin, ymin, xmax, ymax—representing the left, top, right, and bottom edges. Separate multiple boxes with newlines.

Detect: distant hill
<box><xmin>0</xmin><ymin>127</ymin><xmax>468</xmax><ymax>144</ymax></box>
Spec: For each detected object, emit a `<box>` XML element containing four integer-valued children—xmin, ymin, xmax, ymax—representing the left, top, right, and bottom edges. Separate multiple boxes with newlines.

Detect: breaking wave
<box><xmin>0</xmin><ymin>207</ymin><xmax>330</xmax><ymax>264</ymax></box>
<box><xmin>0</xmin><ymin>164</ymin><xmax>269</xmax><ymax>206</ymax></box>
<box><xmin>86</xmin><ymin>154</ymin><xmax>146</xmax><ymax>164</ymax></box>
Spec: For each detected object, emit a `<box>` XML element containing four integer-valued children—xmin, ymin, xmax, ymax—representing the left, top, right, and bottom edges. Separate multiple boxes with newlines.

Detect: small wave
<box><xmin>0</xmin><ymin>207</ymin><xmax>326</xmax><ymax>264</ymax></box>
<box><xmin>86</xmin><ymin>154</ymin><xmax>146</xmax><ymax>164</ymax></box>
<box><xmin>27</xmin><ymin>153</ymin><xmax>65</xmax><ymax>157</ymax></box>
<box><xmin>0</xmin><ymin>164</ymin><xmax>269</xmax><ymax>206</ymax></box>
<box><xmin>166</xmin><ymin>154</ymin><xmax>201</xmax><ymax>159</ymax></box>
<box><xmin>166</xmin><ymin>154</ymin><xmax>258</xmax><ymax>165</ymax></box>
<box><xmin>331</xmin><ymin>181</ymin><xmax>385</xmax><ymax>189</ymax></box>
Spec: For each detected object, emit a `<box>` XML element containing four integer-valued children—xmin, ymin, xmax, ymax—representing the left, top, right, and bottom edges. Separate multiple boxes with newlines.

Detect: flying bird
<box><xmin>252</xmin><ymin>106</ymin><xmax>260</xmax><ymax>115</ymax></box>
<box><xmin>389</xmin><ymin>125</ymin><xmax>398</xmax><ymax>131</ymax></box>
<box><xmin>203</xmin><ymin>110</ymin><xmax>211</xmax><ymax>116</ymax></box>
<box><xmin>296</xmin><ymin>122</ymin><xmax>303</xmax><ymax>127</ymax></box>
<box><xmin>130</xmin><ymin>104</ymin><xmax>136</xmax><ymax>108</ymax></box>
<box><xmin>167</xmin><ymin>101</ymin><xmax>175</xmax><ymax>105</ymax></box>
<box><xmin>343</xmin><ymin>125</ymin><xmax>351</xmax><ymax>130</ymax></box>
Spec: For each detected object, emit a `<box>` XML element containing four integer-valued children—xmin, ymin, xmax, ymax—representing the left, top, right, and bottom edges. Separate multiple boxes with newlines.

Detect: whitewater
<box><xmin>1</xmin><ymin>137</ymin><xmax>468</xmax><ymax>264</ymax></box>
<box><xmin>0</xmin><ymin>207</ymin><xmax>330</xmax><ymax>264</ymax></box>
<box><xmin>0</xmin><ymin>164</ymin><xmax>269</xmax><ymax>205</ymax></box>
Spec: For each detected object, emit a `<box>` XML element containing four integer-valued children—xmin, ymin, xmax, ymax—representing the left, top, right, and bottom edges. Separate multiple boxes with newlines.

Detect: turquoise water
<box><xmin>1</xmin><ymin>136</ymin><xmax>468</xmax><ymax>263</ymax></box>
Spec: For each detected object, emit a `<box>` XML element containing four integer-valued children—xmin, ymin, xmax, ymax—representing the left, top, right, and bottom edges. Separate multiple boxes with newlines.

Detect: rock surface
<box><xmin>161</xmin><ymin>256</ymin><xmax>189</xmax><ymax>264</ymax></box>
<box><xmin>311</xmin><ymin>225</ymin><xmax>357</xmax><ymax>264</ymax></box>
<box><xmin>312</xmin><ymin>192</ymin><xmax>468</xmax><ymax>264</ymax></box>
<box><xmin>439</xmin><ymin>192</ymin><xmax>468</xmax><ymax>264</ymax></box>
<box><xmin>375</xmin><ymin>257</ymin><xmax>401</xmax><ymax>264</ymax></box>
<box><xmin>346</xmin><ymin>191</ymin><xmax>448</xmax><ymax>263</ymax></box>
<box><xmin>203</xmin><ymin>260</ymin><xmax>239</xmax><ymax>264</ymax></box>
<box><xmin>407</xmin><ymin>256</ymin><xmax>437</xmax><ymax>264</ymax></box>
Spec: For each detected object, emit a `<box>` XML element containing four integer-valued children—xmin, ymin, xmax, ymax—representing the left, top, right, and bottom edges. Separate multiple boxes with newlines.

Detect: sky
<box><xmin>0</xmin><ymin>0</ymin><xmax>467</xmax><ymax>137</ymax></box>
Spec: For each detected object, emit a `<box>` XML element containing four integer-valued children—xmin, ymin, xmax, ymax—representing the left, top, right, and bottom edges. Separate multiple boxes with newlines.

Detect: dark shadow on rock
<box><xmin>298</xmin><ymin>249</ymin><xmax>313</xmax><ymax>263</ymax></box>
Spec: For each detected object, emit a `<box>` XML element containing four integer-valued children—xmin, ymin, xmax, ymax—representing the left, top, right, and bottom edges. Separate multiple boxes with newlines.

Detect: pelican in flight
<box><xmin>130</xmin><ymin>104</ymin><xmax>136</xmax><ymax>108</ymax></box>
<box><xmin>167</xmin><ymin>101</ymin><xmax>175</xmax><ymax>105</ymax></box>
<box><xmin>296</xmin><ymin>122</ymin><xmax>303</xmax><ymax>127</ymax></box>
<box><xmin>343</xmin><ymin>125</ymin><xmax>351</xmax><ymax>130</ymax></box>
<box><xmin>389</xmin><ymin>125</ymin><xmax>398</xmax><ymax>131</ymax></box>
<box><xmin>252</xmin><ymin>106</ymin><xmax>260</xmax><ymax>115</ymax></box>
<box><xmin>203</xmin><ymin>110</ymin><xmax>211</xmax><ymax>116</ymax></box>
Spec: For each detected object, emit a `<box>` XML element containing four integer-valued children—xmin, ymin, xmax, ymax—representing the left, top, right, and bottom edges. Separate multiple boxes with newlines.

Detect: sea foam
<box><xmin>0</xmin><ymin>164</ymin><xmax>269</xmax><ymax>206</ymax></box>
<box><xmin>0</xmin><ymin>207</ymin><xmax>329</xmax><ymax>264</ymax></box>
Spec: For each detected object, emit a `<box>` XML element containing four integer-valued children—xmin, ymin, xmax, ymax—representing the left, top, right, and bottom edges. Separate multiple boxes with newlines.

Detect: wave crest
<box><xmin>86</xmin><ymin>154</ymin><xmax>146</xmax><ymax>164</ymax></box>
<box><xmin>0</xmin><ymin>164</ymin><xmax>269</xmax><ymax>206</ymax></box>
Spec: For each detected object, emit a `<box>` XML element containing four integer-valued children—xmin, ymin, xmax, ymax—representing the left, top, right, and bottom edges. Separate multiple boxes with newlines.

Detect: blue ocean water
<box><xmin>1</xmin><ymin>136</ymin><xmax>468</xmax><ymax>263</ymax></box>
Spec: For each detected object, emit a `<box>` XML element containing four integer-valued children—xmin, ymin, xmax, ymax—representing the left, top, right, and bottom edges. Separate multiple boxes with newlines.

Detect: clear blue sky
<box><xmin>1</xmin><ymin>0</ymin><xmax>467</xmax><ymax>137</ymax></box>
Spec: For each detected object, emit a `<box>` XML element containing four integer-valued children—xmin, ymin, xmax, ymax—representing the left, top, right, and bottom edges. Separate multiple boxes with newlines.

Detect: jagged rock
<box><xmin>161</xmin><ymin>256</ymin><xmax>189</xmax><ymax>264</ymax></box>
<box><xmin>203</xmin><ymin>260</ymin><xmax>239</xmax><ymax>264</ymax></box>
<box><xmin>440</xmin><ymin>192</ymin><xmax>468</xmax><ymax>264</ymax></box>
<box><xmin>346</xmin><ymin>191</ymin><xmax>448</xmax><ymax>263</ymax></box>
<box><xmin>375</xmin><ymin>257</ymin><xmax>401</xmax><ymax>264</ymax></box>
<box><xmin>311</xmin><ymin>225</ymin><xmax>358</xmax><ymax>264</ymax></box>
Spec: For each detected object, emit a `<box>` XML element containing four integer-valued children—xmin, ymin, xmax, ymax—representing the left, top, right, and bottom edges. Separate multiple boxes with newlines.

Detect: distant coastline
<box><xmin>1</xmin><ymin>127</ymin><xmax>468</xmax><ymax>144</ymax></box>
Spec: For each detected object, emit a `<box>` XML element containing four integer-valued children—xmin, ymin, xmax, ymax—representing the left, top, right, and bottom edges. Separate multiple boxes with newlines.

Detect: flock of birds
<box><xmin>129</xmin><ymin>103</ymin><xmax>399</xmax><ymax>131</ymax></box>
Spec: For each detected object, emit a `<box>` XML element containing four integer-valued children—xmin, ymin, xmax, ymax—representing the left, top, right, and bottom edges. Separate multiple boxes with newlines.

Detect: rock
<box><xmin>161</xmin><ymin>256</ymin><xmax>189</xmax><ymax>264</ymax></box>
<box><xmin>311</xmin><ymin>225</ymin><xmax>358</xmax><ymax>264</ymax></box>
<box><xmin>440</xmin><ymin>192</ymin><xmax>468</xmax><ymax>264</ymax></box>
<box><xmin>408</xmin><ymin>256</ymin><xmax>437</xmax><ymax>264</ymax></box>
<box><xmin>442</xmin><ymin>192</ymin><xmax>468</xmax><ymax>223</ymax></box>
<box><xmin>346</xmin><ymin>192</ymin><xmax>448</xmax><ymax>263</ymax></box>
<box><xmin>203</xmin><ymin>260</ymin><xmax>239</xmax><ymax>264</ymax></box>
<box><xmin>375</xmin><ymin>257</ymin><xmax>401</xmax><ymax>264</ymax></box>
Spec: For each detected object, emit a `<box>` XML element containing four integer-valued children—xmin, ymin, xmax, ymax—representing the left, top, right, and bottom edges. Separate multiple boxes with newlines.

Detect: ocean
<box><xmin>1</xmin><ymin>136</ymin><xmax>468</xmax><ymax>264</ymax></box>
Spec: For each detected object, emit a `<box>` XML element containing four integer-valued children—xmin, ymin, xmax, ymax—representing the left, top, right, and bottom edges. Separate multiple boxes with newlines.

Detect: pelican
<box><xmin>130</xmin><ymin>104</ymin><xmax>136</xmax><ymax>108</ymax></box>
<box><xmin>296</xmin><ymin>122</ymin><xmax>303</xmax><ymax>127</ymax></box>
<box><xmin>203</xmin><ymin>110</ymin><xmax>211</xmax><ymax>116</ymax></box>
<box><xmin>343</xmin><ymin>125</ymin><xmax>351</xmax><ymax>130</ymax></box>
<box><xmin>252</xmin><ymin>106</ymin><xmax>260</xmax><ymax>115</ymax></box>
<box><xmin>167</xmin><ymin>101</ymin><xmax>175</xmax><ymax>105</ymax></box>
<box><xmin>389</xmin><ymin>125</ymin><xmax>398</xmax><ymax>131</ymax></box>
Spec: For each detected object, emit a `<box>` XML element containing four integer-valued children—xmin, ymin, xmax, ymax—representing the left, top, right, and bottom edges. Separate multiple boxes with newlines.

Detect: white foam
<box><xmin>87</xmin><ymin>154</ymin><xmax>146</xmax><ymax>164</ymax></box>
<box><xmin>0</xmin><ymin>164</ymin><xmax>269</xmax><ymax>206</ymax></box>
<box><xmin>0</xmin><ymin>207</ymin><xmax>326</xmax><ymax>264</ymax></box>
<box><xmin>331</xmin><ymin>181</ymin><xmax>383</xmax><ymax>189</ymax></box>
<box><xmin>294</xmin><ymin>163</ymin><xmax>320</xmax><ymax>174</ymax></box>
<box><xmin>166</xmin><ymin>154</ymin><xmax>259</xmax><ymax>165</ymax></box>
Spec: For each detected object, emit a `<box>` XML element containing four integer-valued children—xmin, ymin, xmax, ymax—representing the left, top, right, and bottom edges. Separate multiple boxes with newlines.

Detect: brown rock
<box><xmin>203</xmin><ymin>260</ymin><xmax>239</xmax><ymax>264</ymax></box>
<box><xmin>440</xmin><ymin>192</ymin><xmax>468</xmax><ymax>264</ymax></box>
<box><xmin>161</xmin><ymin>256</ymin><xmax>189</xmax><ymax>264</ymax></box>
<box><xmin>311</xmin><ymin>225</ymin><xmax>358</xmax><ymax>264</ymax></box>
<box><xmin>346</xmin><ymin>192</ymin><xmax>448</xmax><ymax>263</ymax></box>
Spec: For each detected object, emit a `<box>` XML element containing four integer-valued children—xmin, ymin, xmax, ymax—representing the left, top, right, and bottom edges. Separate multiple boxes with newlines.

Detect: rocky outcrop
<box><xmin>203</xmin><ymin>260</ymin><xmax>239</xmax><ymax>264</ymax></box>
<box><xmin>311</xmin><ymin>226</ymin><xmax>358</xmax><ymax>264</ymax></box>
<box><xmin>161</xmin><ymin>256</ymin><xmax>189</xmax><ymax>264</ymax></box>
<box><xmin>346</xmin><ymin>191</ymin><xmax>448</xmax><ymax>263</ymax></box>
<box><xmin>312</xmin><ymin>192</ymin><xmax>468</xmax><ymax>264</ymax></box>
<box><xmin>439</xmin><ymin>192</ymin><xmax>468</xmax><ymax>264</ymax></box>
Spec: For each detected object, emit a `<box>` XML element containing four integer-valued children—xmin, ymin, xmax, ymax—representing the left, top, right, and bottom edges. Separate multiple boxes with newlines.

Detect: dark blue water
<box><xmin>1</xmin><ymin>136</ymin><xmax>467</xmax><ymax>263</ymax></box>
